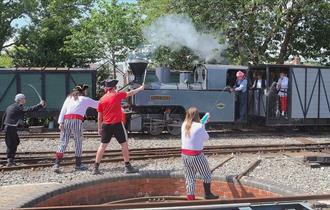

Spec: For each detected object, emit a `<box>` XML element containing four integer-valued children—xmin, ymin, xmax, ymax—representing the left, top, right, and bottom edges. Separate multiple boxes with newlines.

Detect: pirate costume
<box><xmin>1</xmin><ymin>94</ymin><xmax>44</xmax><ymax>166</ymax></box>
<box><xmin>181</xmin><ymin>121</ymin><xmax>219</xmax><ymax>200</ymax></box>
<box><xmin>92</xmin><ymin>79</ymin><xmax>138</xmax><ymax>175</ymax></box>
<box><xmin>54</xmin><ymin>84</ymin><xmax>98</xmax><ymax>173</ymax></box>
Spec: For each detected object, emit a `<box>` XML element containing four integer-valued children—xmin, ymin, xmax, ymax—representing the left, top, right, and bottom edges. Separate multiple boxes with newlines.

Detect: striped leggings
<box><xmin>57</xmin><ymin>119</ymin><xmax>83</xmax><ymax>157</ymax></box>
<box><xmin>182</xmin><ymin>153</ymin><xmax>212</xmax><ymax>195</ymax></box>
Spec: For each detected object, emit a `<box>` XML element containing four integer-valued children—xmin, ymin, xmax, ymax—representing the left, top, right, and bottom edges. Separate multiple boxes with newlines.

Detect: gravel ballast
<box><xmin>0</xmin><ymin>134</ymin><xmax>330</xmax><ymax>195</ymax></box>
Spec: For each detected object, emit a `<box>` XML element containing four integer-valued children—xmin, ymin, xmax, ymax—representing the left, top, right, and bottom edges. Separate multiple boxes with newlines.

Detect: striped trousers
<box><xmin>57</xmin><ymin>119</ymin><xmax>83</xmax><ymax>157</ymax></box>
<box><xmin>182</xmin><ymin>153</ymin><xmax>212</xmax><ymax>195</ymax></box>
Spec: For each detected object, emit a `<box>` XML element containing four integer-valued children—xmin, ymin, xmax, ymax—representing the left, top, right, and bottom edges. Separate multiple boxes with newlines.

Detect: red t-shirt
<box><xmin>98</xmin><ymin>92</ymin><xmax>127</xmax><ymax>124</ymax></box>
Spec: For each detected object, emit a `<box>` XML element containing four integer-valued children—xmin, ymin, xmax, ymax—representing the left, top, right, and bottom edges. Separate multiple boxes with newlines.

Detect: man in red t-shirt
<box><xmin>93</xmin><ymin>79</ymin><xmax>144</xmax><ymax>175</ymax></box>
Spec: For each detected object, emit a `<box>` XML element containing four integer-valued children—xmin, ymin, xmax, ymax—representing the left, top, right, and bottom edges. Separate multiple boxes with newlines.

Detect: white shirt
<box><xmin>252</xmin><ymin>79</ymin><xmax>264</xmax><ymax>89</ymax></box>
<box><xmin>58</xmin><ymin>96</ymin><xmax>98</xmax><ymax>124</ymax></box>
<box><xmin>277</xmin><ymin>76</ymin><xmax>289</xmax><ymax>96</ymax></box>
<box><xmin>181</xmin><ymin>122</ymin><xmax>209</xmax><ymax>151</ymax></box>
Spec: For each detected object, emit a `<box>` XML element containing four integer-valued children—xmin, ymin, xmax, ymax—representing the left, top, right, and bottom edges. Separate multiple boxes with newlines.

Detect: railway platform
<box><xmin>0</xmin><ymin>183</ymin><xmax>61</xmax><ymax>209</ymax></box>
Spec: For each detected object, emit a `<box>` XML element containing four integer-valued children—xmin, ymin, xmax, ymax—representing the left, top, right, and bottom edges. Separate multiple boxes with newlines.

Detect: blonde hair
<box><xmin>184</xmin><ymin>107</ymin><xmax>200</xmax><ymax>137</ymax></box>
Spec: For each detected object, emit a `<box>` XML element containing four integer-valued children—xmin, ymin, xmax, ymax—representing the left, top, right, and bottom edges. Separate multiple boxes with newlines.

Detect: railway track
<box><xmin>1</xmin><ymin>143</ymin><xmax>329</xmax><ymax>171</ymax></box>
<box><xmin>0</xmin><ymin>127</ymin><xmax>326</xmax><ymax>139</ymax></box>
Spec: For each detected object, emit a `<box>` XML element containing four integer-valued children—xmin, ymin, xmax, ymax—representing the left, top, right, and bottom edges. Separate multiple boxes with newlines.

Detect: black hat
<box><xmin>104</xmin><ymin>79</ymin><xmax>118</xmax><ymax>88</ymax></box>
<box><xmin>74</xmin><ymin>84</ymin><xmax>89</xmax><ymax>91</ymax></box>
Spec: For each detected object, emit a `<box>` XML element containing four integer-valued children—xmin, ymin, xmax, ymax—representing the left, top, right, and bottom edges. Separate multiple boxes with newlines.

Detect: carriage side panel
<box><xmin>319</xmin><ymin>68</ymin><xmax>330</xmax><ymax>118</ymax></box>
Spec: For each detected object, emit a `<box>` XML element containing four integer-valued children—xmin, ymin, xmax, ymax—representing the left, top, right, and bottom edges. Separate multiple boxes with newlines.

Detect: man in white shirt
<box><xmin>232</xmin><ymin>71</ymin><xmax>248</xmax><ymax>121</ymax></box>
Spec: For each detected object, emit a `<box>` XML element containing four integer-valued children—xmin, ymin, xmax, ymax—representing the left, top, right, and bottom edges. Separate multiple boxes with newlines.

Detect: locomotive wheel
<box><xmin>167</xmin><ymin>118</ymin><xmax>183</xmax><ymax>136</ymax></box>
<box><xmin>148</xmin><ymin>119</ymin><xmax>164</xmax><ymax>136</ymax></box>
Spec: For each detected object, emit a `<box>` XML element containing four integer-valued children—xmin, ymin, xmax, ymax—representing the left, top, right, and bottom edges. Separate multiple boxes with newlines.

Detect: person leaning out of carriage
<box><xmin>231</xmin><ymin>71</ymin><xmax>248</xmax><ymax>121</ymax></box>
<box><xmin>181</xmin><ymin>107</ymin><xmax>219</xmax><ymax>200</ymax></box>
<box><xmin>1</xmin><ymin>94</ymin><xmax>46</xmax><ymax>166</ymax></box>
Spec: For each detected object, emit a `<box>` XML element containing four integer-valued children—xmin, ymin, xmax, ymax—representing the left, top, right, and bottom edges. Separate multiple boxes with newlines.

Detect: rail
<box><xmin>1</xmin><ymin>143</ymin><xmax>330</xmax><ymax>171</ymax></box>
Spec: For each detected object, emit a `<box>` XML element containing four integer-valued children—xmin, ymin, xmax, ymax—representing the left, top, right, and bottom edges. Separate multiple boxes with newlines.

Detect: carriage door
<box><xmin>266</xmin><ymin>67</ymin><xmax>290</xmax><ymax>125</ymax></box>
<box><xmin>248</xmin><ymin>69</ymin><xmax>267</xmax><ymax>119</ymax></box>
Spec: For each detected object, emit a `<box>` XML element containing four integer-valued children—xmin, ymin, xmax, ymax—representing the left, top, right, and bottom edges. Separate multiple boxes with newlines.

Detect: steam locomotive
<box><xmin>125</xmin><ymin>59</ymin><xmax>330</xmax><ymax>135</ymax></box>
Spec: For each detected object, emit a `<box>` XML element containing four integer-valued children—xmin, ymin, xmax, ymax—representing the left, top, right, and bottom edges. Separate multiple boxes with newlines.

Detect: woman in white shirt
<box><xmin>54</xmin><ymin>84</ymin><xmax>98</xmax><ymax>173</ymax></box>
<box><xmin>181</xmin><ymin>107</ymin><xmax>218</xmax><ymax>200</ymax></box>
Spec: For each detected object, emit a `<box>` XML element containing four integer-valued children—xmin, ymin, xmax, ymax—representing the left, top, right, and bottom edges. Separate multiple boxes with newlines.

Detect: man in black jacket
<box><xmin>1</xmin><ymin>93</ymin><xmax>46</xmax><ymax>166</ymax></box>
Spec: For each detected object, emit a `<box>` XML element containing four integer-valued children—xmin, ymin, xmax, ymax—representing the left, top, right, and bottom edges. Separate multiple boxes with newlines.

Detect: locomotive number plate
<box><xmin>216</xmin><ymin>103</ymin><xmax>225</xmax><ymax>109</ymax></box>
<box><xmin>150</xmin><ymin>95</ymin><xmax>171</xmax><ymax>101</ymax></box>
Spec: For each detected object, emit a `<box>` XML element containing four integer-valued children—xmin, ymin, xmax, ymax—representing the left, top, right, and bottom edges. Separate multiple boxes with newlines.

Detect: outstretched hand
<box><xmin>40</xmin><ymin>100</ymin><xmax>47</xmax><ymax>108</ymax></box>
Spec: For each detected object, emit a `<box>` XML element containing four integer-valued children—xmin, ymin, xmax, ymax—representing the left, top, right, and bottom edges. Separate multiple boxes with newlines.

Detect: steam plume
<box><xmin>143</xmin><ymin>14</ymin><xmax>227</xmax><ymax>63</ymax></box>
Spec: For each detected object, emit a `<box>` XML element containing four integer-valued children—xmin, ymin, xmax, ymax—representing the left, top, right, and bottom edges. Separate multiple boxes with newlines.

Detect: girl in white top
<box><xmin>181</xmin><ymin>107</ymin><xmax>218</xmax><ymax>200</ymax></box>
<box><xmin>53</xmin><ymin>84</ymin><xmax>98</xmax><ymax>173</ymax></box>
<box><xmin>276</xmin><ymin>72</ymin><xmax>289</xmax><ymax>116</ymax></box>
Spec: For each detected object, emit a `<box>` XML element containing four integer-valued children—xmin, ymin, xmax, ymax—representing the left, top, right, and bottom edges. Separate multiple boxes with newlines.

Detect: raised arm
<box><xmin>126</xmin><ymin>85</ymin><xmax>144</xmax><ymax>97</ymax></box>
<box><xmin>199</xmin><ymin>125</ymin><xmax>209</xmax><ymax>142</ymax></box>
<box><xmin>85</xmin><ymin>97</ymin><xmax>98</xmax><ymax>109</ymax></box>
<box><xmin>22</xmin><ymin>101</ymin><xmax>44</xmax><ymax>112</ymax></box>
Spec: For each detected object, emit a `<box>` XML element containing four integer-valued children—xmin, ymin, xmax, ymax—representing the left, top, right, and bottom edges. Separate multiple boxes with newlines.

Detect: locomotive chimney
<box><xmin>128</xmin><ymin>59</ymin><xmax>148</xmax><ymax>84</ymax></box>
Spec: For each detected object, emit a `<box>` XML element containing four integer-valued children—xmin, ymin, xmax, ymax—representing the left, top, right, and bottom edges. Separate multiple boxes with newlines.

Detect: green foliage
<box><xmin>143</xmin><ymin>0</ymin><xmax>330</xmax><ymax>65</ymax></box>
<box><xmin>0</xmin><ymin>0</ymin><xmax>36</xmax><ymax>51</ymax></box>
<box><xmin>63</xmin><ymin>0</ymin><xmax>143</xmax><ymax>78</ymax></box>
<box><xmin>0</xmin><ymin>53</ymin><xmax>13</xmax><ymax>68</ymax></box>
<box><xmin>293</xmin><ymin>1</ymin><xmax>330</xmax><ymax>65</ymax></box>
<box><xmin>152</xmin><ymin>46</ymin><xmax>199</xmax><ymax>70</ymax></box>
<box><xmin>12</xmin><ymin>0</ymin><xmax>94</xmax><ymax>67</ymax></box>
<box><xmin>138</xmin><ymin>0</ymin><xmax>173</xmax><ymax>25</ymax></box>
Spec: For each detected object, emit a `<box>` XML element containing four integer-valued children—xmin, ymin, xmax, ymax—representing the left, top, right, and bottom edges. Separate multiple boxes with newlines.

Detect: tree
<box><xmin>294</xmin><ymin>1</ymin><xmax>330</xmax><ymax>65</ymax></box>
<box><xmin>63</xmin><ymin>0</ymin><xmax>143</xmax><ymax>78</ymax></box>
<box><xmin>0</xmin><ymin>0</ymin><xmax>36</xmax><ymax>52</ymax></box>
<box><xmin>143</xmin><ymin>0</ymin><xmax>330</xmax><ymax>65</ymax></box>
<box><xmin>138</xmin><ymin>0</ymin><xmax>173</xmax><ymax>25</ymax></box>
<box><xmin>152</xmin><ymin>46</ymin><xmax>199</xmax><ymax>70</ymax></box>
<box><xmin>12</xmin><ymin>0</ymin><xmax>94</xmax><ymax>67</ymax></box>
<box><xmin>0</xmin><ymin>53</ymin><xmax>13</xmax><ymax>68</ymax></box>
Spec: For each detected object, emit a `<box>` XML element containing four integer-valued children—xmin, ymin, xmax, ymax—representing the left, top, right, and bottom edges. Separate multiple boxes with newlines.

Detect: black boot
<box><xmin>53</xmin><ymin>158</ymin><xmax>61</xmax><ymax>173</ymax></box>
<box><xmin>203</xmin><ymin>182</ymin><xmax>219</xmax><ymax>200</ymax></box>
<box><xmin>75</xmin><ymin>157</ymin><xmax>88</xmax><ymax>171</ymax></box>
<box><xmin>6</xmin><ymin>158</ymin><xmax>15</xmax><ymax>167</ymax></box>
<box><xmin>92</xmin><ymin>163</ymin><xmax>101</xmax><ymax>175</ymax></box>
